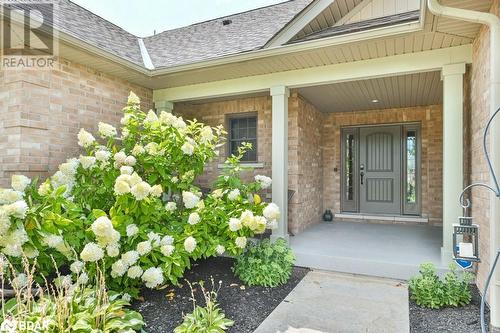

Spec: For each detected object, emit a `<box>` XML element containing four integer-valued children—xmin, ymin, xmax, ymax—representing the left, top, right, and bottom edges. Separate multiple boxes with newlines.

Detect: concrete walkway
<box><xmin>254</xmin><ymin>270</ymin><xmax>409</xmax><ymax>333</ymax></box>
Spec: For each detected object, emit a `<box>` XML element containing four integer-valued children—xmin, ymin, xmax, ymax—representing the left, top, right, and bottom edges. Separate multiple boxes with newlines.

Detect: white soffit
<box><xmin>296</xmin><ymin>71</ymin><xmax>442</xmax><ymax>113</ymax></box>
<box><xmin>154</xmin><ymin>31</ymin><xmax>470</xmax><ymax>89</ymax></box>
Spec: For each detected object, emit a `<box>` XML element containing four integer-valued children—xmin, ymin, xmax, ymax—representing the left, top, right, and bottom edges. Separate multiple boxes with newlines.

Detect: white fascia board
<box><xmin>153</xmin><ymin>44</ymin><xmax>472</xmax><ymax>102</ymax></box>
<box><xmin>265</xmin><ymin>0</ymin><xmax>335</xmax><ymax>48</ymax></box>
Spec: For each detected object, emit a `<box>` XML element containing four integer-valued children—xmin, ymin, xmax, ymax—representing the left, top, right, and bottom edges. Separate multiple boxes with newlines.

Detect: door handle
<box><xmin>360</xmin><ymin>164</ymin><xmax>365</xmax><ymax>185</ymax></box>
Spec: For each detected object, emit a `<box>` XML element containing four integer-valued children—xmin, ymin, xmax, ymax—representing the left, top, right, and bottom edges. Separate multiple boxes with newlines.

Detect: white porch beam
<box><xmin>153</xmin><ymin>45</ymin><xmax>472</xmax><ymax>103</ymax></box>
<box><xmin>155</xmin><ymin>100</ymin><xmax>174</xmax><ymax>113</ymax></box>
<box><xmin>441</xmin><ymin>62</ymin><xmax>466</xmax><ymax>263</ymax></box>
<box><xmin>270</xmin><ymin>86</ymin><xmax>290</xmax><ymax>242</ymax></box>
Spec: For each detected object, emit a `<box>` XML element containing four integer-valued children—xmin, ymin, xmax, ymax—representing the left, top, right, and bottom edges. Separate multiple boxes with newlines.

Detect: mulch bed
<box><xmin>132</xmin><ymin>257</ymin><xmax>309</xmax><ymax>333</ymax></box>
<box><xmin>409</xmin><ymin>285</ymin><xmax>489</xmax><ymax>333</ymax></box>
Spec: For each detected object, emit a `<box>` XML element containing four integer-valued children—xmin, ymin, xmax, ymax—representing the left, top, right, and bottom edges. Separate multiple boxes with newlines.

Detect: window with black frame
<box><xmin>228</xmin><ymin>114</ymin><xmax>257</xmax><ymax>162</ymax></box>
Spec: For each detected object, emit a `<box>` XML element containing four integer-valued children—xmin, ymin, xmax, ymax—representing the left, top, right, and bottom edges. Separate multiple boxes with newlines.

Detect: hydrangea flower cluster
<box><xmin>0</xmin><ymin>91</ymin><xmax>281</xmax><ymax>297</ymax></box>
<box><xmin>0</xmin><ymin>176</ymin><xmax>31</xmax><ymax>257</ymax></box>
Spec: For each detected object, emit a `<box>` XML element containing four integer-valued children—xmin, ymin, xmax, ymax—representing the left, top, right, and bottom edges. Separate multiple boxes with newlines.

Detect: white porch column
<box><xmin>155</xmin><ymin>100</ymin><xmax>174</xmax><ymax>113</ymax></box>
<box><xmin>270</xmin><ymin>86</ymin><xmax>290</xmax><ymax>242</ymax></box>
<box><xmin>441</xmin><ymin>63</ymin><xmax>466</xmax><ymax>262</ymax></box>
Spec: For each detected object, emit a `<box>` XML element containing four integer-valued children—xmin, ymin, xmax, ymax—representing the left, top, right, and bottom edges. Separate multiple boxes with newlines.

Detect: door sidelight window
<box><xmin>403</xmin><ymin>125</ymin><xmax>421</xmax><ymax>215</ymax></box>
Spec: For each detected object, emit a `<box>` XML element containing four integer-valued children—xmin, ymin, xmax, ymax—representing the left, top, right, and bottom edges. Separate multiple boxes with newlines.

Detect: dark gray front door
<box><xmin>359</xmin><ymin>126</ymin><xmax>401</xmax><ymax>214</ymax></box>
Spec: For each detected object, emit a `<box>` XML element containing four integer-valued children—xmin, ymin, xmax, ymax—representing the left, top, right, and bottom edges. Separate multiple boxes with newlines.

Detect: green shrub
<box><xmin>233</xmin><ymin>238</ymin><xmax>295</xmax><ymax>287</ymax></box>
<box><xmin>174</xmin><ymin>279</ymin><xmax>233</xmax><ymax>333</ymax></box>
<box><xmin>409</xmin><ymin>262</ymin><xmax>474</xmax><ymax>309</ymax></box>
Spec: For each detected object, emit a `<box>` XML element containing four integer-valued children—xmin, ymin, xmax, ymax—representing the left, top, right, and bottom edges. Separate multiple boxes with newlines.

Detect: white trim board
<box><xmin>138</xmin><ymin>38</ymin><xmax>155</xmax><ymax>70</ymax></box>
<box><xmin>154</xmin><ymin>44</ymin><xmax>472</xmax><ymax>102</ymax></box>
<box><xmin>217</xmin><ymin>163</ymin><xmax>264</xmax><ymax>169</ymax></box>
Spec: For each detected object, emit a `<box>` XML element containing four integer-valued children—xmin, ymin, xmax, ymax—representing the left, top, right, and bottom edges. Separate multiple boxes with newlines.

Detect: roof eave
<box><xmin>58</xmin><ymin>31</ymin><xmax>153</xmax><ymax>76</ymax></box>
<box><xmin>152</xmin><ymin>18</ymin><xmax>425</xmax><ymax>77</ymax></box>
<box><xmin>3</xmin><ymin>5</ymin><xmax>426</xmax><ymax>82</ymax></box>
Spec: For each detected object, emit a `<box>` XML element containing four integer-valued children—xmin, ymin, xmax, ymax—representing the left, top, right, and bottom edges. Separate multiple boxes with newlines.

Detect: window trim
<box><xmin>226</xmin><ymin>112</ymin><xmax>258</xmax><ymax>163</ymax></box>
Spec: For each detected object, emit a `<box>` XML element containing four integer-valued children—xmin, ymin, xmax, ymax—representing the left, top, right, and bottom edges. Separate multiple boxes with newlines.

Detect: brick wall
<box><xmin>321</xmin><ymin>105</ymin><xmax>443</xmax><ymax>225</ymax></box>
<box><xmin>175</xmin><ymin>93</ymin><xmax>324</xmax><ymax>234</ymax></box>
<box><xmin>0</xmin><ymin>57</ymin><xmax>152</xmax><ymax>186</ymax></box>
<box><xmin>175</xmin><ymin>95</ymin><xmax>273</xmax><ymax>186</ymax></box>
<box><xmin>289</xmin><ymin>94</ymin><xmax>324</xmax><ymax>234</ymax></box>
<box><xmin>176</xmin><ymin>95</ymin><xmax>443</xmax><ymax>233</ymax></box>
<box><xmin>469</xmin><ymin>0</ymin><xmax>499</xmax><ymax>296</ymax></box>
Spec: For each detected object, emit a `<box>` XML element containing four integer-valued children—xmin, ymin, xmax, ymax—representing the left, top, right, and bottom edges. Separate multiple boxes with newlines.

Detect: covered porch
<box><xmin>291</xmin><ymin>221</ymin><xmax>445</xmax><ymax>280</ymax></box>
<box><xmin>154</xmin><ymin>45</ymin><xmax>473</xmax><ymax>279</ymax></box>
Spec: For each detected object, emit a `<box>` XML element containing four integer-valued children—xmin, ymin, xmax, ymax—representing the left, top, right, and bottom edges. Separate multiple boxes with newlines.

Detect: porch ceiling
<box><xmin>296</xmin><ymin>70</ymin><xmax>442</xmax><ymax>113</ymax></box>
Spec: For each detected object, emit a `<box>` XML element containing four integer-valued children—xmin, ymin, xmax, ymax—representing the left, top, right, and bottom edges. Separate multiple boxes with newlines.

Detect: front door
<box><xmin>359</xmin><ymin>126</ymin><xmax>401</xmax><ymax>215</ymax></box>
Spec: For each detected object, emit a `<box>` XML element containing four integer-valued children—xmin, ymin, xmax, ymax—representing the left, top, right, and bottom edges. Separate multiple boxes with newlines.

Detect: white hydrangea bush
<box><xmin>0</xmin><ymin>175</ymin><xmax>85</xmax><ymax>278</ymax></box>
<box><xmin>0</xmin><ymin>92</ymin><xmax>280</xmax><ymax>297</ymax></box>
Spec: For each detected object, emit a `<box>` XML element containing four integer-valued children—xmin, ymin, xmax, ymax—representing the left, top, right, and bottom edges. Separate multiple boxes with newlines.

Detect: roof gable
<box><xmin>338</xmin><ymin>0</ymin><xmax>420</xmax><ymax>27</ymax></box>
<box><xmin>265</xmin><ymin>0</ymin><xmax>338</xmax><ymax>47</ymax></box>
<box><xmin>291</xmin><ymin>10</ymin><xmax>420</xmax><ymax>43</ymax></box>
<box><xmin>267</xmin><ymin>0</ymin><xmax>422</xmax><ymax>46</ymax></box>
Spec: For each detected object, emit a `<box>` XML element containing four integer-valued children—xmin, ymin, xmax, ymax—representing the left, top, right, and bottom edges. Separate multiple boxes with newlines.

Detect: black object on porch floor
<box><xmin>132</xmin><ymin>257</ymin><xmax>309</xmax><ymax>333</ymax></box>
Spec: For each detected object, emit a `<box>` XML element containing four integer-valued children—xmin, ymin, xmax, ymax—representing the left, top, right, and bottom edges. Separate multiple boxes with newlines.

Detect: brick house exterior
<box><xmin>469</xmin><ymin>1</ymin><xmax>500</xmax><ymax>295</ymax></box>
<box><xmin>2</xmin><ymin>0</ymin><xmax>500</xmax><ymax>327</ymax></box>
<box><xmin>0</xmin><ymin>58</ymin><xmax>153</xmax><ymax>186</ymax></box>
<box><xmin>176</xmin><ymin>97</ymin><xmax>444</xmax><ymax>234</ymax></box>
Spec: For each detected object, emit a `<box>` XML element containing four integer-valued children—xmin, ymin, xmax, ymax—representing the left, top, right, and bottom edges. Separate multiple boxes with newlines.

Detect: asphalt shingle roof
<box><xmin>5</xmin><ymin>0</ymin><xmax>144</xmax><ymax>66</ymax></box>
<box><xmin>142</xmin><ymin>0</ymin><xmax>313</xmax><ymax>68</ymax></box>
<box><xmin>55</xmin><ymin>0</ymin><xmax>144</xmax><ymax>66</ymax></box>
<box><xmin>3</xmin><ymin>0</ymin><xmax>419</xmax><ymax>70</ymax></box>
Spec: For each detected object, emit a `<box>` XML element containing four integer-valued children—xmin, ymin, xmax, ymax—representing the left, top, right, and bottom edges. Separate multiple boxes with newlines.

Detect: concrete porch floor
<box><xmin>290</xmin><ymin>221</ymin><xmax>446</xmax><ymax>280</ymax></box>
